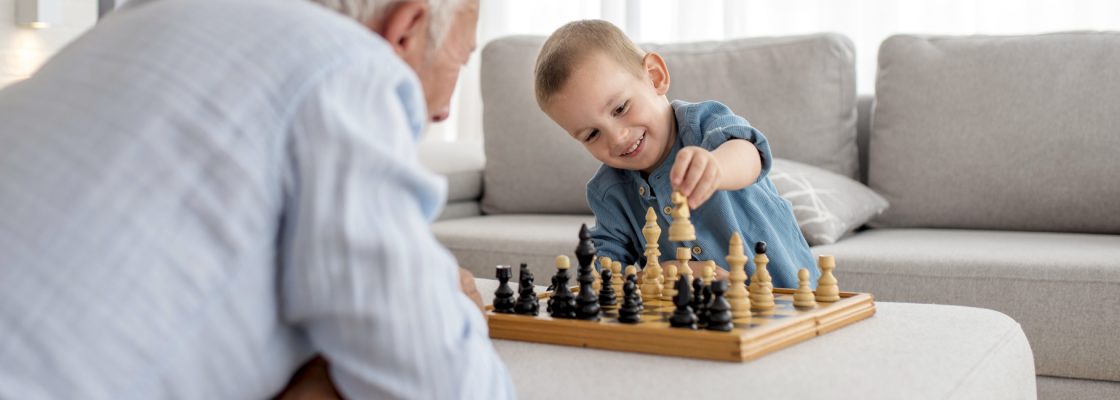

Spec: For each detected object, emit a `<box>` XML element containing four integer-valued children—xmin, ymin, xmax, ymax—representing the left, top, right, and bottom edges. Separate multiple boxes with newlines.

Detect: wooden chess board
<box><xmin>487</xmin><ymin>288</ymin><xmax>875</xmax><ymax>362</ymax></box>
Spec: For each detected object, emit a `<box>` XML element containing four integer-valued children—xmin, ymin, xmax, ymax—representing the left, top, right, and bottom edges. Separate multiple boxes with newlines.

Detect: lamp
<box><xmin>16</xmin><ymin>0</ymin><xmax>59</xmax><ymax>29</ymax></box>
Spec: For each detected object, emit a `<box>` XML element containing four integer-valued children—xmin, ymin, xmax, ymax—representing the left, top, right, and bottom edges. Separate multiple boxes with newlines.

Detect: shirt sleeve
<box><xmin>278</xmin><ymin>56</ymin><xmax>514</xmax><ymax>400</ymax></box>
<box><xmin>692</xmin><ymin>101</ymin><xmax>774</xmax><ymax>182</ymax></box>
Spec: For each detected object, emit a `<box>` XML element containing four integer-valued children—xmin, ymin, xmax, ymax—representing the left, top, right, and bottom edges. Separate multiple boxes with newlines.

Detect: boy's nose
<box><xmin>610</xmin><ymin>128</ymin><xmax>632</xmax><ymax>154</ymax></box>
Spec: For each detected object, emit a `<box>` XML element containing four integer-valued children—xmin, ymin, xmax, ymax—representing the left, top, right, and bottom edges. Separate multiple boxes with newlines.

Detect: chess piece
<box><xmin>592</xmin><ymin>263</ymin><xmax>602</xmax><ymax>292</ymax></box>
<box><xmin>661</xmin><ymin>263</ymin><xmax>678</xmax><ymax>302</ymax></box>
<box><xmin>626</xmin><ymin>273</ymin><xmax>643</xmax><ymax>311</ymax></box>
<box><xmin>514</xmin><ymin>263</ymin><xmax>539</xmax><ymax>315</ymax></box>
<box><xmin>816</xmin><ymin>255</ymin><xmax>840</xmax><ymax>302</ymax></box>
<box><xmin>793</xmin><ymin>268</ymin><xmax>817</xmax><ymax>309</ymax></box>
<box><xmin>706</xmin><ymin>280</ymin><xmax>733</xmax><ymax>332</ymax></box>
<box><xmin>725</xmin><ymin>233</ymin><xmax>751</xmax><ymax>320</ymax></box>
<box><xmin>610</xmin><ymin>261</ymin><xmax>624</xmax><ymax>297</ymax></box>
<box><xmin>548</xmin><ymin>255</ymin><xmax>576</xmax><ymax>318</ymax></box>
<box><xmin>676</xmin><ymin>246</ymin><xmax>693</xmax><ymax>287</ymax></box>
<box><xmin>749</xmin><ymin>241</ymin><xmax>775</xmax><ymax>312</ymax></box>
<box><xmin>641</xmin><ymin>207</ymin><xmax>664</xmax><ymax>300</ymax></box>
<box><xmin>493</xmin><ymin>265</ymin><xmax>515</xmax><ymax>313</ymax></box>
<box><xmin>574</xmin><ymin>224</ymin><xmax>601</xmax><ymax>320</ymax></box>
<box><xmin>692</xmin><ymin>277</ymin><xmax>707</xmax><ymax>326</ymax></box>
<box><xmin>668</xmin><ymin>191</ymin><xmax>696</xmax><ymax>241</ymax></box>
<box><xmin>669</xmin><ymin>276</ymin><xmax>697</xmax><ymax>329</ymax></box>
<box><xmin>617</xmin><ymin>275</ymin><xmax>641</xmax><ymax>324</ymax></box>
<box><xmin>598</xmin><ymin>268</ymin><xmax>617</xmax><ymax>307</ymax></box>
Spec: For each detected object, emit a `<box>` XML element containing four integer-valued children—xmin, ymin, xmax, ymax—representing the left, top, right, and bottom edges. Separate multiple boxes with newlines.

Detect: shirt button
<box><xmin>663</xmin><ymin>206</ymin><xmax>672</xmax><ymax>215</ymax></box>
<box><xmin>692</xmin><ymin>246</ymin><xmax>703</xmax><ymax>255</ymax></box>
<box><xmin>638</xmin><ymin>186</ymin><xmax>645</xmax><ymax>196</ymax></box>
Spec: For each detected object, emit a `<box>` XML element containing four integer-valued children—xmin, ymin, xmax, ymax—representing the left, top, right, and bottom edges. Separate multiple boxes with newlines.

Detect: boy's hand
<box><xmin>671</xmin><ymin>146</ymin><xmax>721</xmax><ymax>208</ymax></box>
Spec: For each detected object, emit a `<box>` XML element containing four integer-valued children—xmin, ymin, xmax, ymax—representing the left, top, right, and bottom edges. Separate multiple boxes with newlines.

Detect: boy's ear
<box><xmin>366</xmin><ymin>1</ymin><xmax>429</xmax><ymax>67</ymax></box>
<box><xmin>643</xmin><ymin>52</ymin><xmax>671</xmax><ymax>95</ymax></box>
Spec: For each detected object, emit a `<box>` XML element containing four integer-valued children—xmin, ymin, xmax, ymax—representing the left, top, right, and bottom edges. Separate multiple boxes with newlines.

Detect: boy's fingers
<box><xmin>680</xmin><ymin>155</ymin><xmax>708</xmax><ymax>197</ymax></box>
<box><xmin>671</xmin><ymin>150</ymin><xmax>694</xmax><ymax>187</ymax></box>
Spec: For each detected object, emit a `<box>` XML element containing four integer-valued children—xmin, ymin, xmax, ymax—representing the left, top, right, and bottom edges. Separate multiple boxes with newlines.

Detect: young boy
<box><xmin>533</xmin><ymin>20</ymin><xmax>817</xmax><ymax>289</ymax></box>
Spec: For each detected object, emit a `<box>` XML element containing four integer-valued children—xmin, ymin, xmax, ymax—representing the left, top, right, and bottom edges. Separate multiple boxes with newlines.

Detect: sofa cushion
<box><xmin>418</xmin><ymin>140</ymin><xmax>484</xmax><ymax>203</ymax></box>
<box><xmin>812</xmin><ymin>228</ymin><xmax>1120</xmax><ymax>381</ymax></box>
<box><xmin>870</xmin><ymin>32</ymin><xmax>1120</xmax><ymax>233</ymax></box>
<box><xmin>480</xmin><ymin>34</ymin><xmax>858</xmax><ymax>215</ymax></box>
<box><xmin>771</xmin><ymin>158</ymin><xmax>888</xmax><ymax>245</ymax></box>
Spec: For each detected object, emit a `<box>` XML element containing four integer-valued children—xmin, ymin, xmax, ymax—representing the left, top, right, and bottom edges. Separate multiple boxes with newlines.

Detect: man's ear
<box><xmin>366</xmin><ymin>1</ymin><xmax>429</xmax><ymax>63</ymax></box>
<box><xmin>643</xmin><ymin>52</ymin><xmax>671</xmax><ymax>95</ymax></box>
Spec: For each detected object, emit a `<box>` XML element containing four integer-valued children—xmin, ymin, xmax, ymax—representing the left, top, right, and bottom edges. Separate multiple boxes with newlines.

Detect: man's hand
<box><xmin>459</xmin><ymin>267</ymin><xmax>486</xmax><ymax>314</ymax></box>
<box><xmin>671</xmin><ymin>146</ymin><xmax>722</xmax><ymax>208</ymax></box>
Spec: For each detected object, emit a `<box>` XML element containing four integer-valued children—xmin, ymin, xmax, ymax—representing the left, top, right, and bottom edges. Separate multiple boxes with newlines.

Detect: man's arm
<box><xmin>279</xmin><ymin>55</ymin><xmax>512</xmax><ymax>399</ymax></box>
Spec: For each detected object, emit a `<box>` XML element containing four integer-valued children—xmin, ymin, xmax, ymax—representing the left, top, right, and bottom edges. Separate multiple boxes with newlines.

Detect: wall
<box><xmin>0</xmin><ymin>0</ymin><xmax>95</xmax><ymax>87</ymax></box>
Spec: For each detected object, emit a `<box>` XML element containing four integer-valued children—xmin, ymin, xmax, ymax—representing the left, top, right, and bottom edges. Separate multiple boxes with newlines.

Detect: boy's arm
<box><xmin>672</xmin><ymin>140</ymin><xmax>761</xmax><ymax>207</ymax></box>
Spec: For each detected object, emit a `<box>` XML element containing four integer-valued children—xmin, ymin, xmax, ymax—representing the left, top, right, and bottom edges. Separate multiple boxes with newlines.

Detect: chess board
<box><xmin>487</xmin><ymin>288</ymin><xmax>875</xmax><ymax>362</ymax></box>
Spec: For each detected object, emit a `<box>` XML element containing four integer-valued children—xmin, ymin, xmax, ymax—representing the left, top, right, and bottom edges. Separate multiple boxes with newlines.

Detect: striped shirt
<box><xmin>586</xmin><ymin>100</ymin><xmax>817</xmax><ymax>289</ymax></box>
<box><xmin>0</xmin><ymin>0</ymin><xmax>512</xmax><ymax>398</ymax></box>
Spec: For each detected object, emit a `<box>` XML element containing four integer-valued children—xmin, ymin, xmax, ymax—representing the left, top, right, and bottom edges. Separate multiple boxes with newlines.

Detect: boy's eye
<box><xmin>612</xmin><ymin>101</ymin><xmax>629</xmax><ymax>117</ymax></box>
<box><xmin>585</xmin><ymin>129</ymin><xmax>599</xmax><ymax>142</ymax></box>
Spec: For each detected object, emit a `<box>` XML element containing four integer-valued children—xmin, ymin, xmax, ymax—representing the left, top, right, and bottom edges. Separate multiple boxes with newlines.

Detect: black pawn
<box><xmin>493</xmin><ymin>266</ymin><xmax>515</xmax><ymax>314</ymax></box>
<box><xmin>707</xmin><ymin>280</ymin><xmax>733</xmax><ymax>332</ymax></box>
<box><xmin>627</xmin><ymin>273</ymin><xmax>643</xmax><ymax>311</ymax></box>
<box><xmin>692</xmin><ymin>277</ymin><xmax>708</xmax><ymax>326</ymax></box>
<box><xmin>548</xmin><ymin>265</ymin><xmax>576</xmax><ymax>319</ymax></box>
<box><xmin>617</xmin><ymin>277</ymin><xmax>641</xmax><ymax>324</ymax></box>
<box><xmin>598</xmin><ymin>268</ymin><xmax>617</xmax><ymax>307</ymax></box>
<box><xmin>755</xmin><ymin>241</ymin><xmax>767</xmax><ymax>255</ymax></box>
<box><xmin>514</xmin><ymin>263</ymin><xmax>539</xmax><ymax>316</ymax></box>
<box><xmin>574</xmin><ymin>224</ymin><xmax>601</xmax><ymax>320</ymax></box>
<box><xmin>669</xmin><ymin>276</ymin><xmax>697</xmax><ymax>329</ymax></box>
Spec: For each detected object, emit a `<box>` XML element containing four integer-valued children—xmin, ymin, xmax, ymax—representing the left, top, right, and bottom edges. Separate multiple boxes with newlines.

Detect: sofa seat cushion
<box><xmin>433</xmin><ymin>214</ymin><xmax>595</xmax><ymax>279</ymax></box>
<box><xmin>812</xmin><ymin>228</ymin><xmax>1120</xmax><ymax>381</ymax></box>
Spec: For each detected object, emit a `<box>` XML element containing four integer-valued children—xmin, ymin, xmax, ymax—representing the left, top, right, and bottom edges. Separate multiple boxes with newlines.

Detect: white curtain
<box><xmin>425</xmin><ymin>0</ymin><xmax>1120</xmax><ymax>142</ymax></box>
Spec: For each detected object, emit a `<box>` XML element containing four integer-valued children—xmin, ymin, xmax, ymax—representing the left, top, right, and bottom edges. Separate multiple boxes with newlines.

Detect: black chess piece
<box><xmin>617</xmin><ymin>277</ymin><xmax>641</xmax><ymax>324</ymax></box>
<box><xmin>669</xmin><ymin>276</ymin><xmax>697</xmax><ymax>329</ymax></box>
<box><xmin>755</xmin><ymin>241</ymin><xmax>767</xmax><ymax>256</ymax></box>
<box><xmin>598</xmin><ymin>268</ymin><xmax>617</xmax><ymax>307</ymax></box>
<box><xmin>574</xmin><ymin>224</ymin><xmax>601</xmax><ymax>320</ymax></box>
<box><xmin>493</xmin><ymin>265</ymin><xmax>515</xmax><ymax>314</ymax></box>
<box><xmin>548</xmin><ymin>263</ymin><xmax>576</xmax><ymax>319</ymax></box>
<box><xmin>706</xmin><ymin>280</ymin><xmax>733</xmax><ymax>331</ymax></box>
<box><xmin>692</xmin><ymin>277</ymin><xmax>707</xmax><ymax>326</ymax></box>
<box><xmin>514</xmin><ymin>263</ymin><xmax>539</xmax><ymax>316</ymax></box>
<box><xmin>626</xmin><ymin>273</ymin><xmax>643</xmax><ymax>312</ymax></box>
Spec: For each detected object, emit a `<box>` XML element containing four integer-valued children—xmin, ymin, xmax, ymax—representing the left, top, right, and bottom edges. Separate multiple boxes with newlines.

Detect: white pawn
<box><xmin>793</xmin><ymin>269</ymin><xmax>816</xmax><ymax>309</ymax></box>
<box><xmin>611</xmin><ymin>261</ymin><xmax>624</xmax><ymax>297</ymax></box>
<box><xmin>816</xmin><ymin>255</ymin><xmax>840</xmax><ymax>302</ymax></box>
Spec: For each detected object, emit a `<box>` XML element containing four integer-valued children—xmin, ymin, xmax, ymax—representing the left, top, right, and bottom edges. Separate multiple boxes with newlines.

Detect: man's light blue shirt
<box><xmin>0</xmin><ymin>0</ymin><xmax>513</xmax><ymax>398</ymax></box>
<box><xmin>587</xmin><ymin>100</ymin><xmax>817</xmax><ymax>289</ymax></box>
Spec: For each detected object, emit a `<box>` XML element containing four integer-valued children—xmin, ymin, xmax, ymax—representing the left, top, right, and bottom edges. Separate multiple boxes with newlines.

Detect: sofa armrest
<box><xmin>418</xmin><ymin>140</ymin><xmax>484</xmax><ymax>221</ymax></box>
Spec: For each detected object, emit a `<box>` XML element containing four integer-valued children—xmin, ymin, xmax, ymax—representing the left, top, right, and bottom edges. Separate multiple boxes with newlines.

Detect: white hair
<box><xmin>309</xmin><ymin>0</ymin><xmax>463</xmax><ymax>49</ymax></box>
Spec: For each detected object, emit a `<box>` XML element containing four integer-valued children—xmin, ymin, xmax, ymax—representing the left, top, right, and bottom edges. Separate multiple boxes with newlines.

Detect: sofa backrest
<box><xmin>870</xmin><ymin>32</ymin><xmax>1120</xmax><ymax>234</ymax></box>
<box><xmin>480</xmin><ymin>34</ymin><xmax>859</xmax><ymax>215</ymax></box>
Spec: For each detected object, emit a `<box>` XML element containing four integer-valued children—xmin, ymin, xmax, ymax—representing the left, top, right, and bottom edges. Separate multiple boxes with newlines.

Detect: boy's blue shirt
<box><xmin>586</xmin><ymin>100</ymin><xmax>818</xmax><ymax>289</ymax></box>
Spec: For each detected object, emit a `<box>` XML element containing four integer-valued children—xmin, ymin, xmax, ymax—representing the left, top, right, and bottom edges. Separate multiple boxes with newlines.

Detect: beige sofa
<box><xmin>422</xmin><ymin>32</ymin><xmax>1120</xmax><ymax>399</ymax></box>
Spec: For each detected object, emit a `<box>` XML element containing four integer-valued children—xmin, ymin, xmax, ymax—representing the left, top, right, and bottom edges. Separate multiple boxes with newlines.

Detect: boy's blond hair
<box><xmin>534</xmin><ymin>20</ymin><xmax>647</xmax><ymax>107</ymax></box>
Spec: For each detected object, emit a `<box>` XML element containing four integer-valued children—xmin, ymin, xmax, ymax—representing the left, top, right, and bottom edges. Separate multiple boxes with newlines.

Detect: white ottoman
<box><xmin>476</xmin><ymin>279</ymin><xmax>1037</xmax><ymax>400</ymax></box>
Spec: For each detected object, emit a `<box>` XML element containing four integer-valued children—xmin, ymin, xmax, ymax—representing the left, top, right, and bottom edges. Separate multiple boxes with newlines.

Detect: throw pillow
<box><xmin>770</xmin><ymin>158</ymin><xmax>888</xmax><ymax>245</ymax></box>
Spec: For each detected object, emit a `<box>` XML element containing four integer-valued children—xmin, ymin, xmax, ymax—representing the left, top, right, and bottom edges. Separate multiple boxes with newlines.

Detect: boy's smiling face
<box><xmin>542</xmin><ymin>51</ymin><xmax>675</xmax><ymax>174</ymax></box>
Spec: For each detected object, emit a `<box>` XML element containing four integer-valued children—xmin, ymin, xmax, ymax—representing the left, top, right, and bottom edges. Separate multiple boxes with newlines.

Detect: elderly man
<box><xmin>0</xmin><ymin>0</ymin><xmax>512</xmax><ymax>398</ymax></box>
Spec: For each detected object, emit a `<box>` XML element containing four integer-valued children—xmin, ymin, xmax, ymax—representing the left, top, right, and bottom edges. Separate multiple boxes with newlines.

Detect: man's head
<box><xmin>310</xmin><ymin>0</ymin><xmax>479</xmax><ymax>123</ymax></box>
<box><xmin>534</xmin><ymin>20</ymin><xmax>675</xmax><ymax>174</ymax></box>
